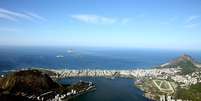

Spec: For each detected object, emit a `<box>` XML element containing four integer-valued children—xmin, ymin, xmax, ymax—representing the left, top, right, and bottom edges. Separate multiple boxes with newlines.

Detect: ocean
<box><xmin>0</xmin><ymin>46</ymin><xmax>201</xmax><ymax>71</ymax></box>
<box><xmin>0</xmin><ymin>46</ymin><xmax>201</xmax><ymax>101</ymax></box>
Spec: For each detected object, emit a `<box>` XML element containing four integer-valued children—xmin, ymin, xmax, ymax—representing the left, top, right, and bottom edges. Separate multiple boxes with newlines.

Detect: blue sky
<box><xmin>0</xmin><ymin>0</ymin><xmax>201</xmax><ymax>50</ymax></box>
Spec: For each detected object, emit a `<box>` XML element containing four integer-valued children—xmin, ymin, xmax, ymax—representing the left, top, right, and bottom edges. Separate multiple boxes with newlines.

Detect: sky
<box><xmin>0</xmin><ymin>0</ymin><xmax>201</xmax><ymax>50</ymax></box>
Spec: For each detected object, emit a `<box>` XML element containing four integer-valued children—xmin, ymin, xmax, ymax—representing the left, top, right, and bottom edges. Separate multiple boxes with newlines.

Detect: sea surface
<box><xmin>58</xmin><ymin>77</ymin><xmax>150</xmax><ymax>101</ymax></box>
<box><xmin>0</xmin><ymin>46</ymin><xmax>201</xmax><ymax>71</ymax></box>
<box><xmin>0</xmin><ymin>46</ymin><xmax>201</xmax><ymax>101</ymax></box>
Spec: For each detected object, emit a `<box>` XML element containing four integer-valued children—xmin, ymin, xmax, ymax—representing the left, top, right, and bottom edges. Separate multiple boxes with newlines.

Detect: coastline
<box><xmin>40</xmin><ymin>67</ymin><xmax>200</xmax><ymax>101</ymax></box>
<box><xmin>37</xmin><ymin>68</ymin><xmax>180</xmax><ymax>101</ymax></box>
<box><xmin>48</xmin><ymin>68</ymin><xmax>180</xmax><ymax>78</ymax></box>
<box><xmin>1</xmin><ymin>64</ymin><xmax>200</xmax><ymax>101</ymax></box>
<box><xmin>1</xmin><ymin>67</ymin><xmax>178</xmax><ymax>101</ymax></box>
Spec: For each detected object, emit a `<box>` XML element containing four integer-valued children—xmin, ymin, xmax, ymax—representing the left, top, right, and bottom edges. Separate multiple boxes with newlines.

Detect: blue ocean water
<box><xmin>0</xmin><ymin>46</ymin><xmax>201</xmax><ymax>71</ymax></box>
<box><xmin>0</xmin><ymin>46</ymin><xmax>201</xmax><ymax>101</ymax></box>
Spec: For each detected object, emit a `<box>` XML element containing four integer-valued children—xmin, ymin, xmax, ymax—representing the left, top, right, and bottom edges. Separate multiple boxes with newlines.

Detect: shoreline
<box><xmin>41</xmin><ymin>68</ymin><xmax>180</xmax><ymax>101</ymax></box>
<box><xmin>1</xmin><ymin>67</ymin><xmax>180</xmax><ymax>79</ymax></box>
<box><xmin>42</xmin><ymin>68</ymin><xmax>198</xmax><ymax>101</ymax></box>
<box><xmin>48</xmin><ymin>68</ymin><xmax>180</xmax><ymax>79</ymax></box>
<box><xmin>2</xmin><ymin>67</ymin><xmax>200</xmax><ymax>101</ymax></box>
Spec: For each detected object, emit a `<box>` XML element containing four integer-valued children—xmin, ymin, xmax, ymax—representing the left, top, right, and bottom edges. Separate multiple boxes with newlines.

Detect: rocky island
<box><xmin>0</xmin><ymin>70</ymin><xmax>95</xmax><ymax>101</ymax></box>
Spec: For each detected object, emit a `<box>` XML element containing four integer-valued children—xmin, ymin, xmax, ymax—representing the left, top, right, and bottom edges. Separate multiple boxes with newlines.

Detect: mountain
<box><xmin>0</xmin><ymin>70</ymin><xmax>61</xmax><ymax>96</ymax></box>
<box><xmin>160</xmin><ymin>54</ymin><xmax>200</xmax><ymax>74</ymax></box>
<box><xmin>0</xmin><ymin>69</ymin><xmax>96</xmax><ymax>101</ymax></box>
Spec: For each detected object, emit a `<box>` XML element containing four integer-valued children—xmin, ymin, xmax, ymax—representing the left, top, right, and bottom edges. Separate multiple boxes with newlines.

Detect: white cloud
<box><xmin>0</xmin><ymin>13</ymin><xmax>18</xmax><ymax>21</ymax></box>
<box><xmin>25</xmin><ymin>12</ymin><xmax>47</xmax><ymax>22</ymax></box>
<box><xmin>70</xmin><ymin>14</ymin><xmax>117</xmax><ymax>24</ymax></box>
<box><xmin>0</xmin><ymin>8</ymin><xmax>47</xmax><ymax>22</ymax></box>
<box><xmin>186</xmin><ymin>15</ymin><xmax>200</xmax><ymax>23</ymax></box>
<box><xmin>0</xmin><ymin>8</ymin><xmax>34</xmax><ymax>21</ymax></box>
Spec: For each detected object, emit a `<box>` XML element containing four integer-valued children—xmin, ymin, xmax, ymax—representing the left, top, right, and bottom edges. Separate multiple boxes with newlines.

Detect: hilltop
<box><xmin>160</xmin><ymin>54</ymin><xmax>200</xmax><ymax>74</ymax></box>
<box><xmin>0</xmin><ymin>70</ymin><xmax>95</xmax><ymax>101</ymax></box>
<box><xmin>0</xmin><ymin>70</ymin><xmax>61</xmax><ymax>96</ymax></box>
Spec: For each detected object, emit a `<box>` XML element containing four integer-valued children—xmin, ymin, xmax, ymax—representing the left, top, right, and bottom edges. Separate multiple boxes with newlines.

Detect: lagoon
<box><xmin>59</xmin><ymin>77</ymin><xmax>150</xmax><ymax>101</ymax></box>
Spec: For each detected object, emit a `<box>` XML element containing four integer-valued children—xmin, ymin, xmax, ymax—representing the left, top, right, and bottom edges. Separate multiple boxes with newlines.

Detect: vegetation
<box><xmin>175</xmin><ymin>83</ymin><xmax>201</xmax><ymax>101</ymax></box>
<box><xmin>160</xmin><ymin>81</ymin><xmax>170</xmax><ymax>89</ymax></box>
<box><xmin>161</xmin><ymin>54</ymin><xmax>198</xmax><ymax>75</ymax></box>
<box><xmin>135</xmin><ymin>78</ymin><xmax>174</xmax><ymax>100</ymax></box>
<box><xmin>0</xmin><ymin>70</ymin><xmax>95</xmax><ymax>101</ymax></box>
<box><xmin>0</xmin><ymin>70</ymin><xmax>61</xmax><ymax>95</ymax></box>
<box><xmin>177</xmin><ymin>60</ymin><xmax>197</xmax><ymax>75</ymax></box>
<box><xmin>155</xmin><ymin>80</ymin><xmax>161</xmax><ymax>86</ymax></box>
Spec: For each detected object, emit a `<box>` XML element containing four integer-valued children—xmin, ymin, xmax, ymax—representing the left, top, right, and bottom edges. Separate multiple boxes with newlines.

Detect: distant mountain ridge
<box><xmin>160</xmin><ymin>54</ymin><xmax>200</xmax><ymax>74</ymax></box>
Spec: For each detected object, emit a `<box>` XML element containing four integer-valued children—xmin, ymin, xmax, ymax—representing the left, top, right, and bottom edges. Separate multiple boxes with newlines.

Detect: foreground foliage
<box><xmin>175</xmin><ymin>83</ymin><xmax>201</xmax><ymax>101</ymax></box>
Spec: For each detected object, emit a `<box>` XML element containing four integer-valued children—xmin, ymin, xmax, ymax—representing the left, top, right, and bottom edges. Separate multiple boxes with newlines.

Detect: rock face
<box><xmin>0</xmin><ymin>70</ymin><xmax>61</xmax><ymax>96</ymax></box>
<box><xmin>160</xmin><ymin>54</ymin><xmax>199</xmax><ymax>74</ymax></box>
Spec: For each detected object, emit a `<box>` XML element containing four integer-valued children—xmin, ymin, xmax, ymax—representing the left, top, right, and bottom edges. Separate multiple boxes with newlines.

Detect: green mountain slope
<box><xmin>160</xmin><ymin>54</ymin><xmax>199</xmax><ymax>74</ymax></box>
